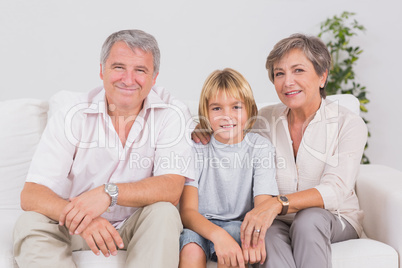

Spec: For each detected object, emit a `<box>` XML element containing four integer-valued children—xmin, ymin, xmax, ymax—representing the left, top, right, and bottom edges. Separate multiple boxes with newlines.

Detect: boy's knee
<box><xmin>180</xmin><ymin>243</ymin><xmax>206</xmax><ymax>262</ymax></box>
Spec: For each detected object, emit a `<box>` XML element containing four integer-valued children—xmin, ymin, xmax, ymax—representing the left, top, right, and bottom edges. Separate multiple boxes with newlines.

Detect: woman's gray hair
<box><xmin>100</xmin><ymin>29</ymin><xmax>160</xmax><ymax>77</ymax></box>
<box><xmin>266</xmin><ymin>33</ymin><xmax>331</xmax><ymax>98</ymax></box>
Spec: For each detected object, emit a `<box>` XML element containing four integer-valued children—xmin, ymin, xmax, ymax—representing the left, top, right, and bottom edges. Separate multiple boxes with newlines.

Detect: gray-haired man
<box><xmin>13</xmin><ymin>29</ymin><xmax>194</xmax><ymax>268</ymax></box>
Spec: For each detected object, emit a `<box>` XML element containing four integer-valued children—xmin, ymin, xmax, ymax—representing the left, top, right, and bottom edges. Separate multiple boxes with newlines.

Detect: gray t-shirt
<box><xmin>187</xmin><ymin>132</ymin><xmax>278</xmax><ymax>221</ymax></box>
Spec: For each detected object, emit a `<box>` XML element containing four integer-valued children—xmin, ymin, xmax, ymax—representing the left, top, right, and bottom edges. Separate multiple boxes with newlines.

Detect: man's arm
<box><xmin>60</xmin><ymin>174</ymin><xmax>185</xmax><ymax>235</ymax></box>
<box><xmin>21</xmin><ymin>182</ymin><xmax>124</xmax><ymax>256</ymax></box>
<box><xmin>117</xmin><ymin>174</ymin><xmax>185</xmax><ymax>207</ymax></box>
<box><xmin>20</xmin><ymin>182</ymin><xmax>69</xmax><ymax>221</ymax></box>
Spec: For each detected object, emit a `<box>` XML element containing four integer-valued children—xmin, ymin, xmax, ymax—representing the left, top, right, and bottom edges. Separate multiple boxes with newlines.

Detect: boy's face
<box><xmin>207</xmin><ymin>91</ymin><xmax>248</xmax><ymax>144</ymax></box>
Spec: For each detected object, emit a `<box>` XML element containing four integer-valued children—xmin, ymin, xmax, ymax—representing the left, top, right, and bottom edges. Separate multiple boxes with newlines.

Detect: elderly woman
<box><xmin>193</xmin><ymin>33</ymin><xmax>367</xmax><ymax>267</ymax></box>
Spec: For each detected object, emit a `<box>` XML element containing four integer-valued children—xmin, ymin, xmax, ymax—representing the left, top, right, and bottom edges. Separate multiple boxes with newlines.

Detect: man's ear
<box><xmin>100</xmin><ymin>64</ymin><xmax>104</xmax><ymax>80</ymax></box>
<box><xmin>152</xmin><ymin>72</ymin><xmax>159</xmax><ymax>86</ymax></box>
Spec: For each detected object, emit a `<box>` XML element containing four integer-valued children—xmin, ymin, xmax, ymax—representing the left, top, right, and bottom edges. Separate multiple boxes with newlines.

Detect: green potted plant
<box><xmin>318</xmin><ymin>11</ymin><xmax>370</xmax><ymax>164</ymax></box>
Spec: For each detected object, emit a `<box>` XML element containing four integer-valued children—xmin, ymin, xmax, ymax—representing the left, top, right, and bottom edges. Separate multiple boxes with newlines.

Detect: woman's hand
<box><xmin>191</xmin><ymin>123</ymin><xmax>211</xmax><ymax>144</ymax></box>
<box><xmin>241</xmin><ymin>198</ymin><xmax>281</xmax><ymax>249</ymax></box>
<box><xmin>213</xmin><ymin>230</ymin><xmax>246</xmax><ymax>268</ymax></box>
<box><xmin>243</xmin><ymin>240</ymin><xmax>266</xmax><ymax>265</ymax></box>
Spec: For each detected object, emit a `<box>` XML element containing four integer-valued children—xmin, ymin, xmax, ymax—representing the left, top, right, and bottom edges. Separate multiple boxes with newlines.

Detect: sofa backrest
<box><xmin>0</xmin><ymin>99</ymin><xmax>48</xmax><ymax>210</ymax></box>
<box><xmin>0</xmin><ymin>91</ymin><xmax>360</xmax><ymax>211</ymax></box>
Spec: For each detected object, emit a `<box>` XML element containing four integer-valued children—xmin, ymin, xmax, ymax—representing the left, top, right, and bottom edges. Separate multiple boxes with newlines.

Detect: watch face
<box><xmin>107</xmin><ymin>184</ymin><xmax>117</xmax><ymax>193</ymax></box>
<box><xmin>280</xmin><ymin>196</ymin><xmax>288</xmax><ymax>202</ymax></box>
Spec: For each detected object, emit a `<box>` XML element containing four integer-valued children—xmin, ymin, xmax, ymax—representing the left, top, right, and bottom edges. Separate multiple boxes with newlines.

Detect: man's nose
<box><xmin>122</xmin><ymin>71</ymin><xmax>136</xmax><ymax>86</ymax></box>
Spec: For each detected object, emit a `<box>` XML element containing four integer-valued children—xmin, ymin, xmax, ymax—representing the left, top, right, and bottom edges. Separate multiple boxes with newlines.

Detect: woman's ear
<box><xmin>321</xmin><ymin>69</ymin><xmax>329</xmax><ymax>87</ymax></box>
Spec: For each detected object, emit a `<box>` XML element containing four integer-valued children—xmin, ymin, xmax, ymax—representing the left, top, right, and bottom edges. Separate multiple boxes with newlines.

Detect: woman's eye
<box><xmin>275</xmin><ymin>72</ymin><xmax>284</xmax><ymax>77</ymax></box>
<box><xmin>295</xmin><ymin>68</ymin><xmax>304</xmax><ymax>73</ymax></box>
<box><xmin>234</xmin><ymin>106</ymin><xmax>242</xmax><ymax>109</ymax></box>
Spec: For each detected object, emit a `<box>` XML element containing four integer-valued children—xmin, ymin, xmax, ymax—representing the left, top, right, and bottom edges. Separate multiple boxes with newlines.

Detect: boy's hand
<box><xmin>214</xmin><ymin>231</ymin><xmax>245</xmax><ymax>267</ymax></box>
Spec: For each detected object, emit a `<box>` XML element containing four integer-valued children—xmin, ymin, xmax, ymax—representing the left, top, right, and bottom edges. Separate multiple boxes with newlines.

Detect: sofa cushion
<box><xmin>0</xmin><ymin>99</ymin><xmax>48</xmax><ymax>210</ymax></box>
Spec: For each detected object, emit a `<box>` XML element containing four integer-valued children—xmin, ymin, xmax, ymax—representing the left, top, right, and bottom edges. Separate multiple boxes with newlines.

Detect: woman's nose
<box><xmin>285</xmin><ymin>74</ymin><xmax>295</xmax><ymax>87</ymax></box>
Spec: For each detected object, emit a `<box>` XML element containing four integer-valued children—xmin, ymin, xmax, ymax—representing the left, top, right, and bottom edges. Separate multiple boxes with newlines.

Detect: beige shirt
<box><xmin>253</xmin><ymin>98</ymin><xmax>367</xmax><ymax>236</ymax></box>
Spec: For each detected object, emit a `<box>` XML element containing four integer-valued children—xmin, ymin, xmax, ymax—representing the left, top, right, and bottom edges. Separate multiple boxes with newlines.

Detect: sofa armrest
<box><xmin>356</xmin><ymin>164</ymin><xmax>402</xmax><ymax>265</ymax></box>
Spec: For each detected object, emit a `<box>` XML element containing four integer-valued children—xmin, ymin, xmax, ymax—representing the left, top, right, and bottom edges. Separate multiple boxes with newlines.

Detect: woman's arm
<box><xmin>191</xmin><ymin>124</ymin><xmax>211</xmax><ymax>144</ymax></box>
<box><xmin>241</xmin><ymin>189</ymin><xmax>324</xmax><ymax>250</ymax></box>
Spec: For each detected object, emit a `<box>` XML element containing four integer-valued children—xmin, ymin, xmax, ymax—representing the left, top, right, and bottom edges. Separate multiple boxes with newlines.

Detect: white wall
<box><xmin>1</xmin><ymin>0</ymin><xmax>401</xmax><ymax>171</ymax></box>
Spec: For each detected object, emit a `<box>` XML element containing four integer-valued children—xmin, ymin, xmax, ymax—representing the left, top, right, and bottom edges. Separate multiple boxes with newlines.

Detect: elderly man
<box><xmin>13</xmin><ymin>29</ymin><xmax>194</xmax><ymax>268</ymax></box>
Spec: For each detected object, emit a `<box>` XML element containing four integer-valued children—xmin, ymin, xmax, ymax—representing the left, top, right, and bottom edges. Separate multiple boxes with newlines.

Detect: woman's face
<box><xmin>273</xmin><ymin>48</ymin><xmax>327</xmax><ymax>114</ymax></box>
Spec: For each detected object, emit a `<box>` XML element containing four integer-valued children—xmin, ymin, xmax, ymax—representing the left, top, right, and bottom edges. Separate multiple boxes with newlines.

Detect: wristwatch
<box><xmin>104</xmin><ymin>183</ymin><xmax>119</xmax><ymax>207</ymax></box>
<box><xmin>277</xmin><ymin>195</ymin><xmax>289</xmax><ymax>215</ymax></box>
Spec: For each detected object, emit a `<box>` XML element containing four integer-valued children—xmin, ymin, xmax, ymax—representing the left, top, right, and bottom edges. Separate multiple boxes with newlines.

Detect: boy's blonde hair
<box><xmin>198</xmin><ymin>68</ymin><xmax>258</xmax><ymax>134</ymax></box>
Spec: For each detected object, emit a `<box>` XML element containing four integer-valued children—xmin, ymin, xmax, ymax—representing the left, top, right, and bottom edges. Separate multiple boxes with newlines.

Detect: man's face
<box><xmin>100</xmin><ymin>41</ymin><xmax>158</xmax><ymax>114</ymax></box>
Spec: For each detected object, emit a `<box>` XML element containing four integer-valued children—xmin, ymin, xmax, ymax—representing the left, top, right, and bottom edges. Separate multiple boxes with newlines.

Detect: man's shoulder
<box><xmin>49</xmin><ymin>87</ymin><xmax>104</xmax><ymax>117</ymax></box>
<box><xmin>150</xmin><ymin>86</ymin><xmax>189</xmax><ymax>110</ymax></box>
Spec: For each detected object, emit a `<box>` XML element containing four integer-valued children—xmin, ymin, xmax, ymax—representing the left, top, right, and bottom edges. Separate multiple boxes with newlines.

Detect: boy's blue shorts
<box><xmin>179</xmin><ymin>219</ymin><xmax>242</xmax><ymax>262</ymax></box>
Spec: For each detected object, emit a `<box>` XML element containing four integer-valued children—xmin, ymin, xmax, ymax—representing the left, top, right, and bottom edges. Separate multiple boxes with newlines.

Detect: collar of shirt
<box><xmin>81</xmin><ymin>86</ymin><xmax>167</xmax><ymax>114</ymax></box>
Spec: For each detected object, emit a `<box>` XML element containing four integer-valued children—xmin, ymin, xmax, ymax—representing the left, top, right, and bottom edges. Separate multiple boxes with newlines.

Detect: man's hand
<box><xmin>243</xmin><ymin>240</ymin><xmax>266</xmax><ymax>265</ymax></box>
<box><xmin>191</xmin><ymin>123</ymin><xmax>211</xmax><ymax>145</ymax></box>
<box><xmin>59</xmin><ymin>186</ymin><xmax>110</xmax><ymax>235</ymax></box>
<box><xmin>79</xmin><ymin>217</ymin><xmax>124</xmax><ymax>257</ymax></box>
<box><xmin>213</xmin><ymin>231</ymin><xmax>245</xmax><ymax>268</ymax></box>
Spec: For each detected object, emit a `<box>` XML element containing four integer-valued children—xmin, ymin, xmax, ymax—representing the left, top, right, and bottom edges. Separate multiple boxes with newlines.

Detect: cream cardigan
<box><xmin>253</xmin><ymin>98</ymin><xmax>368</xmax><ymax>236</ymax></box>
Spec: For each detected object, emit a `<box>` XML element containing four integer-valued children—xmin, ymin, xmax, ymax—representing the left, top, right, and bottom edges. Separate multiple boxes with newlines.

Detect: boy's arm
<box><xmin>180</xmin><ymin>185</ymin><xmax>245</xmax><ymax>268</ymax></box>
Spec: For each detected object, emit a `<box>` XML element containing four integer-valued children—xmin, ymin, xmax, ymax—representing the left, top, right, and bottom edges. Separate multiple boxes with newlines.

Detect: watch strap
<box><xmin>277</xmin><ymin>195</ymin><xmax>289</xmax><ymax>216</ymax></box>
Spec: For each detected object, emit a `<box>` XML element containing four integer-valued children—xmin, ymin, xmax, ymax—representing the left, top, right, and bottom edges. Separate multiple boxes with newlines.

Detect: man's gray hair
<box><xmin>100</xmin><ymin>29</ymin><xmax>160</xmax><ymax>76</ymax></box>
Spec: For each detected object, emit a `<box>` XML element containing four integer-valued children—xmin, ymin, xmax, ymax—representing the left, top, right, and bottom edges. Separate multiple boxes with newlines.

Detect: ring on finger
<box><xmin>254</xmin><ymin>229</ymin><xmax>261</xmax><ymax>233</ymax></box>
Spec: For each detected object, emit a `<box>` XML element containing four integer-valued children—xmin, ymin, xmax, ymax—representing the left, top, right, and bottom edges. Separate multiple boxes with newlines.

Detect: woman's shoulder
<box><xmin>323</xmin><ymin>98</ymin><xmax>367</xmax><ymax>133</ymax></box>
<box><xmin>257</xmin><ymin>102</ymin><xmax>288</xmax><ymax>122</ymax></box>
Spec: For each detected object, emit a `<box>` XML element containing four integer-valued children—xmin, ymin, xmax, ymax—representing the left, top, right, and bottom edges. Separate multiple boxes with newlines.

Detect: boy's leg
<box><xmin>179</xmin><ymin>228</ymin><xmax>209</xmax><ymax>268</ymax></box>
<box><xmin>209</xmin><ymin>220</ymin><xmax>243</xmax><ymax>268</ymax></box>
<box><xmin>118</xmin><ymin>202</ymin><xmax>183</xmax><ymax>268</ymax></box>
<box><xmin>180</xmin><ymin>243</ymin><xmax>207</xmax><ymax>268</ymax></box>
<box><xmin>13</xmin><ymin>211</ymin><xmax>77</xmax><ymax>268</ymax></box>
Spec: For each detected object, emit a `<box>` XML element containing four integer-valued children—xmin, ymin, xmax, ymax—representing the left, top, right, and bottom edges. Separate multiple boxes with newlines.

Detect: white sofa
<box><xmin>0</xmin><ymin>92</ymin><xmax>401</xmax><ymax>268</ymax></box>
